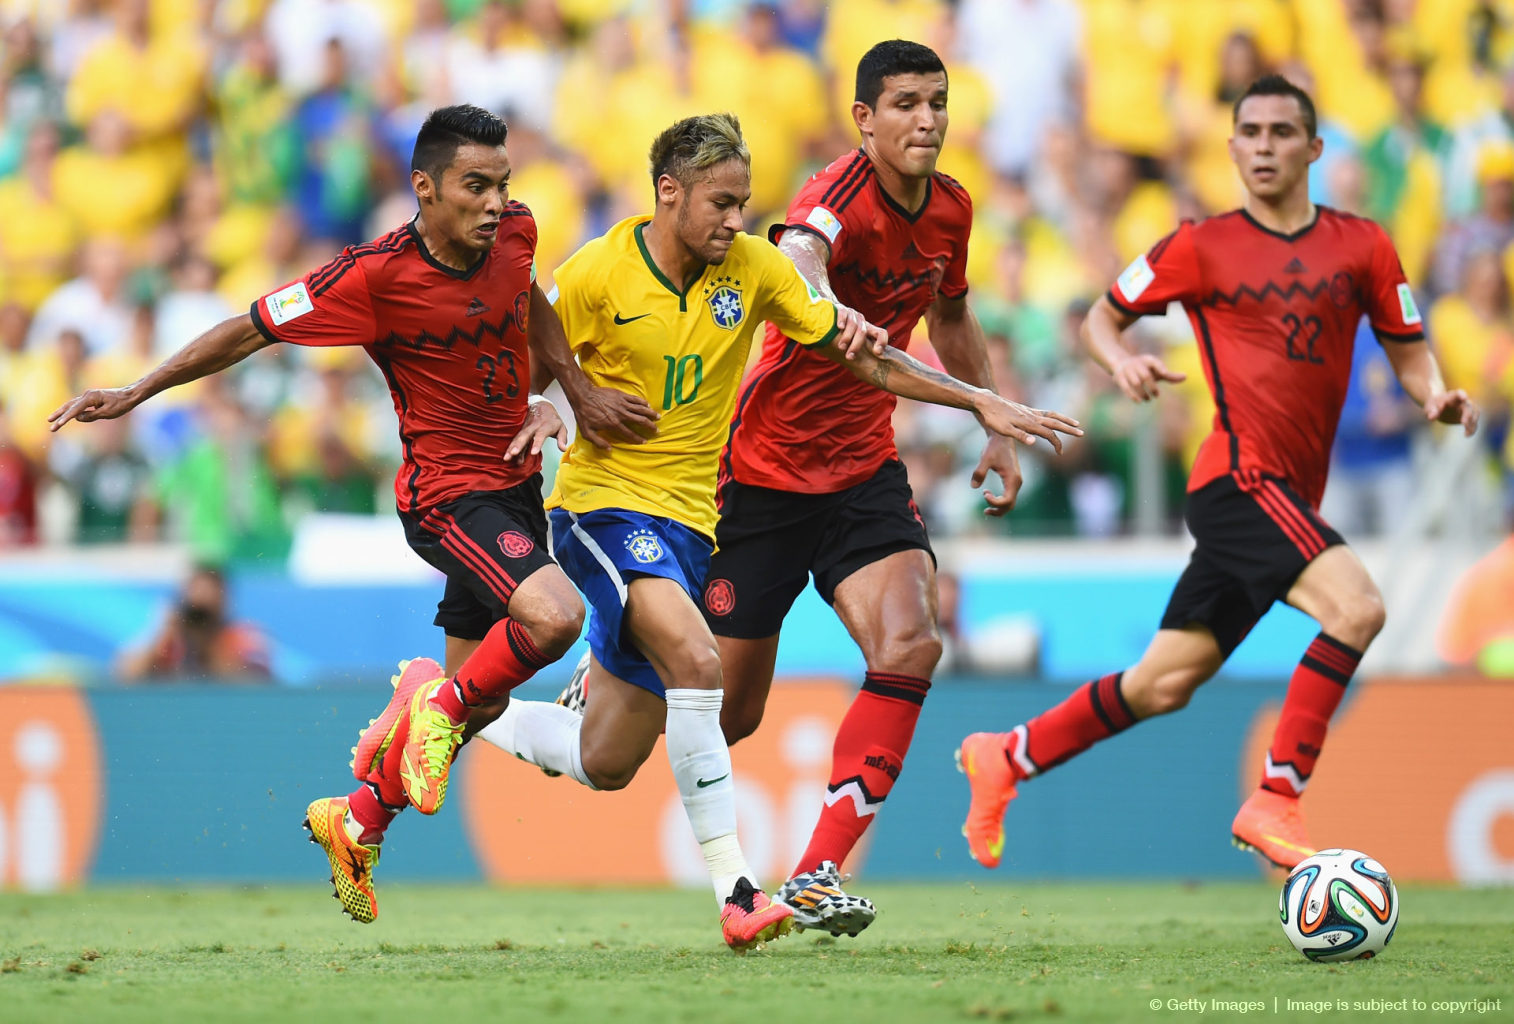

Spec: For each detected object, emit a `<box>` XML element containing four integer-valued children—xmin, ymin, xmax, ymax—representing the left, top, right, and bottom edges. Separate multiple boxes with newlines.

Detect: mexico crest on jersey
<box><xmin>624</xmin><ymin>528</ymin><xmax>665</xmax><ymax>564</ymax></box>
<box><xmin>707</xmin><ymin>285</ymin><xmax>744</xmax><ymax>330</ymax></box>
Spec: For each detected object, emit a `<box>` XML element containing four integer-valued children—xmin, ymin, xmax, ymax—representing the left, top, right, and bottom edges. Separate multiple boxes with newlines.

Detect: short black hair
<box><xmin>1233</xmin><ymin>74</ymin><xmax>1318</xmax><ymax>139</ymax></box>
<box><xmin>411</xmin><ymin>104</ymin><xmax>508</xmax><ymax>181</ymax></box>
<box><xmin>855</xmin><ymin>39</ymin><xmax>947</xmax><ymax>108</ymax></box>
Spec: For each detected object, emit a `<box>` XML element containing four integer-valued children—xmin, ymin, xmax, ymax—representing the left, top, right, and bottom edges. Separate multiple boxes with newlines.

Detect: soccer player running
<box><xmin>470</xmin><ymin>111</ymin><xmax>1059</xmax><ymax>950</ymax></box>
<box><xmin>957</xmin><ymin>75</ymin><xmax>1480</xmax><ymax>871</ymax></box>
<box><xmin>692</xmin><ymin>40</ymin><xmax>1082</xmax><ymax>937</ymax></box>
<box><xmin>48</xmin><ymin>105</ymin><xmax>651</xmax><ymax>923</ymax></box>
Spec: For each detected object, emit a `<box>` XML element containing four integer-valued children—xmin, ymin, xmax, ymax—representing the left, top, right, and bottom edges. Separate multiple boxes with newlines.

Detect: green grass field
<box><xmin>0</xmin><ymin>883</ymin><xmax>1508</xmax><ymax>1023</ymax></box>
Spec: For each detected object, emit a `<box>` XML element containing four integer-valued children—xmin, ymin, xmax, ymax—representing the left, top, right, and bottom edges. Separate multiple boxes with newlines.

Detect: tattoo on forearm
<box><xmin>868</xmin><ymin>360</ymin><xmax>891</xmax><ymax>388</ymax></box>
<box><xmin>882</xmin><ymin>349</ymin><xmax>968</xmax><ymax>393</ymax></box>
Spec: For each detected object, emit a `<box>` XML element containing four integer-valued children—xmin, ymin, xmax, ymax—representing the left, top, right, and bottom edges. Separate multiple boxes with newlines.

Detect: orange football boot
<box><xmin>352</xmin><ymin>658</ymin><xmax>444</xmax><ymax>781</ymax></box>
<box><xmin>1232</xmin><ymin>788</ymin><xmax>1317</xmax><ymax>869</ymax></box>
<box><xmin>956</xmin><ymin>731</ymin><xmax>1023</xmax><ymax>869</ymax></box>
<box><xmin>303</xmin><ymin>796</ymin><xmax>380</xmax><ymax>923</ymax></box>
<box><xmin>720</xmin><ymin>878</ymin><xmax>794</xmax><ymax>953</ymax></box>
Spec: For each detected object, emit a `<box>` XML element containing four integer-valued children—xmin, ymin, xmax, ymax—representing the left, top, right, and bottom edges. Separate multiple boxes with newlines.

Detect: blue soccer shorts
<box><xmin>548</xmin><ymin>507</ymin><xmax>713</xmax><ymax>698</ymax></box>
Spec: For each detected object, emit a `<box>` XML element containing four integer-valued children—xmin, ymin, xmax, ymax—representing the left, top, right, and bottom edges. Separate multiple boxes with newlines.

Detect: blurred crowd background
<box><xmin>1</xmin><ymin>0</ymin><xmax>1512</xmax><ymax>567</ymax></box>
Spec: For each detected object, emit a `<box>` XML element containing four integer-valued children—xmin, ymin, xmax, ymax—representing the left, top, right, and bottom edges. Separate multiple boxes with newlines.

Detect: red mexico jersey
<box><xmin>1107</xmin><ymin>207</ymin><xmax>1424</xmax><ymax>509</ymax></box>
<box><xmin>250</xmin><ymin>206</ymin><xmax>539</xmax><ymax>514</ymax></box>
<box><xmin>723</xmin><ymin>149</ymin><xmax>972</xmax><ymax>492</ymax></box>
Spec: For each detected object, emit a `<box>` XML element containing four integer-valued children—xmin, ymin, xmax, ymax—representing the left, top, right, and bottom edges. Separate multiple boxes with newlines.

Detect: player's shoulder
<box><xmin>793</xmin><ymin>148</ymin><xmax>875</xmax><ymax>214</ymax></box>
<box><xmin>729</xmin><ymin>230</ymin><xmax>780</xmax><ymax>266</ymax></box>
<box><xmin>1181</xmin><ymin>209</ymin><xmax>1245</xmax><ymax>241</ymax></box>
<box><xmin>555</xmin><ymin>217</ymin><xmax>641</xmax><ymax>286</ymax></box>
<box><xmin>1313</xmin><ymin>204</ymin><xmax>1393</xmax><ymax>246</ymax></box>
<box><xmin>931</xmin><ymin>169</ymin><xmax>973</xmax><ymax>209</ymax></box>
<box><xmin>494</xmin><ymin>198</ymin><xmax>537</xmax><ymax>245</ymax></box>
<box><xmin>307</xmin><ymin>222</ymin><xmax>415</xmax><ymax>296</ymax></box>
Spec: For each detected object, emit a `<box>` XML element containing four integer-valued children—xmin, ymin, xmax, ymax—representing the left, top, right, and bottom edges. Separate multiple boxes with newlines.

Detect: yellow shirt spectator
<box><xmin>65</xmin><ymin>26</ymin><xmax>206</xmax><ymax>143</ymax></box>
<box><xmin>1079</xmin><ymin>0</ymin><xmax>1179</xmax><ymax>156</ymax></box>
<box><xmin>1293</xmin><ymin>0</ymin><xmax>1393</xmax><ymax>142</ymax></box>
<box><xmin>511</xmin><ymin>157</ymin><xmax>587</xmax><ymax>284</ymax></box>
<box><xmin>822</xmin><ymin>0</ymin><xmax>944</xmax><ymax>114</ymax></box>
<box><xmin>0</xmin><ymin>174</ymin><xmax>80</xmax><ymax>312</ymax></box>
<box><xmin>1172</xmin><ymin>0</ymin><xmax>1292</xmax><ymax>105</ymax></box>
<box><xmin>690</xmin><ymin>21</ymin><xmax>828</xmax><ymax>216</ymax></box>
<box><xmin>52</xmin><ymin>130</ymin><xmax>178</xmax><ymax>243</ymax></box>
<box><xmin>1427</xmin><ymin>292</ymin><xmax>1513</xmax><ymax>407</ymax></box>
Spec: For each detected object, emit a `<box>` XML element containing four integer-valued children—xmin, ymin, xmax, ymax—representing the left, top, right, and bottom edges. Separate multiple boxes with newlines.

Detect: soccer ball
<box><xmin>1279</xmin><ymin>848</ymin><xmax>1398</xmax><ymax>962</ymax></box>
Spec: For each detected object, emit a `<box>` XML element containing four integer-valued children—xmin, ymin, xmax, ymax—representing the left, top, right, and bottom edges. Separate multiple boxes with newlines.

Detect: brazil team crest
<box><xmin>706</xmin><ymin>284</ymin><xmax>744</xmax><ymax>331</ymax></box>
<box><xmin>624</xmin><ymin>528</ymin><xmax>665</xmax><ymax>564</ymax></box>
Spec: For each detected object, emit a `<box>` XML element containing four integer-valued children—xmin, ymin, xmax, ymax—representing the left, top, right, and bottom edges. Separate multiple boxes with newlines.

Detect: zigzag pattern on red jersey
<box><xmin>1204</xmin><ymin>278</ymin><xmax>1331</xmax><ymax>308</ymax></box>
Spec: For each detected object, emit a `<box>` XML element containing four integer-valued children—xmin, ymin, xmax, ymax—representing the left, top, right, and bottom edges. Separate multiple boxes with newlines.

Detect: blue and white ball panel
<box><xmin>548</xmin><ymin>507</ymin><xmax>713</xmax><ymax>698</ymax></box>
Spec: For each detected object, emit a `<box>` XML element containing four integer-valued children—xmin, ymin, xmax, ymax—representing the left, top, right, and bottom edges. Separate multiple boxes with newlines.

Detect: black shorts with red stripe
<box><xmin>1160</xmin><ymin>471</ymin><xmax>1344</xmax><ymax>657</ymax></box>
<box><xmin>399</xmin><ymin>478</ymin><xmax>555</xmax><ymax>640</ymax></box>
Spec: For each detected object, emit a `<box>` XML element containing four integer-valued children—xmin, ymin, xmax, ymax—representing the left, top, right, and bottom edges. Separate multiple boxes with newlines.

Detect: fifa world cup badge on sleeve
<box><xmin>266</xmin><ymin>282</ymin><xmax>315</xmax><ymax>325</ymax></box>
<box><xmin>1396</xmin><ymin>283</ymin><xmax>1422</xmax><ymax>325</ymax></box>
<box><xmin>1116</xmin><ymin>254</ymin><xmax>1155</xmax><ymax>302</ymax></box>
<box><xmin>805</xmin><ymin>205</ymin><xmax>843</xmax><ymax>244</ymax></box>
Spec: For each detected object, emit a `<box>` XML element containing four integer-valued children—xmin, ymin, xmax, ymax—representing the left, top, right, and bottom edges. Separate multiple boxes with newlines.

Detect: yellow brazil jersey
<box><xmin>548</xmin><ymin>216</ymin><xmax>839</xmax><ymax>538</ymax></box>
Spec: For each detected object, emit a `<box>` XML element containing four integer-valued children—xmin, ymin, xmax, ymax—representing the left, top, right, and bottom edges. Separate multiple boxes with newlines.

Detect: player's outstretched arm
<box><xmin>1381</xmin><ymin>338</ymin><xmax>1480</xmax><ymax>437</ymax></box>
<box><xmin>527</xmin><ymin>282</ymin><xmax>658</xmax><ymax>448</ymax></box>
<box><xmin>48</xmin><ymin>313</ymin><xmax>271</xmax><ymax>431</ymax></box>
<box><xmin>1081</xmin><ymin>295</ymin><xmax>1186</xmax><ymax>403</ymax></box>
<box><xmin>817</xmin><ymin>337</ymin><xmax>1083</xmax><ymax>452</ymax></box>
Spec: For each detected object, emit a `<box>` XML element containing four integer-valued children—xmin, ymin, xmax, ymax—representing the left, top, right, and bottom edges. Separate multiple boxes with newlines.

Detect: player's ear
<box><xmin>656</xmin><ymin>172</ymin><xmax>680</xmax><ymax>210</ymax></box>
<box><xmin>411</xmin><ymin>168</ymin><xmax>434</xmax><ymax>204</ymax></box>
<box><xmin>851</xmin><ymin>100</ymin><xmax>873</xmax><ymax>138</ymax></box>
<box><xmin>1307</xmin><ymin>134</ymin><xmax>1324</xmax><ymax>164</ymax></box>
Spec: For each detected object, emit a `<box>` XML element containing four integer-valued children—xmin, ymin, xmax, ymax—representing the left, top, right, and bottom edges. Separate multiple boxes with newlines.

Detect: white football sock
<box><xmin>664</xmin><ymin>687</ymin><xmax>756</xmax><ymax>907</ymax></box>
<box><xmin>474</xmin><ymin>699</ymin><xmax>594</xmax><ymax>789</ymax></box>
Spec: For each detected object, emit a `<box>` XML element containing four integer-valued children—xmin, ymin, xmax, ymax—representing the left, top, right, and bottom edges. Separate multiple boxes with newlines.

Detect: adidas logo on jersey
<box><xmin>465</xmin><ymin>297</ymin><xmax>491</xmax><ymax>317</ymax></box>
<box><xmin>902</xmin><ymin>241</ymin><xmax>921</xmax><ymax>260</ymax></box>
<box><xmin>1284</xmin><ymin>257</ymin><xmax>1308</xmax><ymax>274</ymax></box>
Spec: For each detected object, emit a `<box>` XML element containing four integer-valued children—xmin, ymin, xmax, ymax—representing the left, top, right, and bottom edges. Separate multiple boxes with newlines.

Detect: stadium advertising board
<box><xmin>1241</xmin><ymin>677</ymin><xmax>1514</xmax><ymax>883</ymax></box>
<box><xmin>0</xmin><ymin>689</ymin><xmax>101</xmax><ymax>890</ymax></box>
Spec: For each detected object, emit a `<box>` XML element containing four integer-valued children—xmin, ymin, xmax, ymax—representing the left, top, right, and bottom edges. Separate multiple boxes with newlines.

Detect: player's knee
<box><xmin>581</xmin><ymin>750</ymin><xmax>638</xmax><ymax>792</ymax></box>
<box><xmin>721</xmin><ymin>701</ymin><xmax>763</xmax><ymax>745</ymax></box>
<box><xmin>520</xmin><ymin>600</ymin><xmax>584</xmax><ymax>660</ymax></box>
<box><xmin>1341</xmin><ymin>592</ymin><xmax>1386</xmax><ymax>647</ymax></box>
<box><xmin>667</xmin><ymin>638</ymin><xmax>723</xmax><ymax>691</ymax></box>
<box><xmin>1128</xmin><ymin>667</ymin><xmax>1209</xmax><ymax>718</ymax></box>
<box><xmin>873</xmin><ymin>624</ymin><xmax>943</xmax><ymax>678</ymax></box>
<box><xmin>1313</xmin><ymin>589</ymin><xmax>1385</xmax><ymax>650</ymax></box>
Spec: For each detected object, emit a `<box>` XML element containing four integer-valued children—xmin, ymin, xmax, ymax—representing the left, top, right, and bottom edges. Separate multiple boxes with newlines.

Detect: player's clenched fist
<box><xmin>1113</xmin><ymin>352</ymin><xmax>1186</xmax><ymax>402</ymax></box>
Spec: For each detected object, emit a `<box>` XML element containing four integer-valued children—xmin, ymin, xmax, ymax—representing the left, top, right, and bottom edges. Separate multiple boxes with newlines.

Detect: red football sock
<box><xmin>431</xmin><ymin>617</ymin><xmax>551</xmax><ymax>722</ymax></box>
<box><xmin>347</xmin><ymin>782</ymin><xmax>400</xmax><ymax>845</ymax></box>
<box><xmin>1262</xmin><ymin>633</ymin><xmax>1361</xmax><ymax>797</ymax></box>
<box><xmin>1009</xmin><ymin>672</ymin><xmax>1136</xmax><ymax>777</ymax></box>
<box><xmin>793</xmin><ymin>671</ymin><xmax>929</xmax><ymax>877</ymax></box>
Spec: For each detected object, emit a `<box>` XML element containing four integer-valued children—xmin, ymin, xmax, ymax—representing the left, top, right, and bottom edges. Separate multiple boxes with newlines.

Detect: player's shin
<box><xmin>664</xmin><ymin>687</ymin><xmax>758</xmax><ymax>907</ymax></box>
<box><xmin>473</xmin><ymin>699</ymin><xmax>595</xmax><ymax>787</ymax></box>
<box><xmin>431</xmin><ymin>617</ymin><xmax>553</xmax><ymax>721</ymax></box>
<box><xmin>1015</xmin><ymin>670</ymin><xmax>1137</xmax><ymax>775</ymax></box>
<box><xmin>1261</xmin><ymin>633</ymin><xmax>1361</xmax><ymax>797</ymax></box>
<box><xmin>796</xmin><ymin>671</ymin><xmax>928</xmax><ymax>875</ymax></box>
